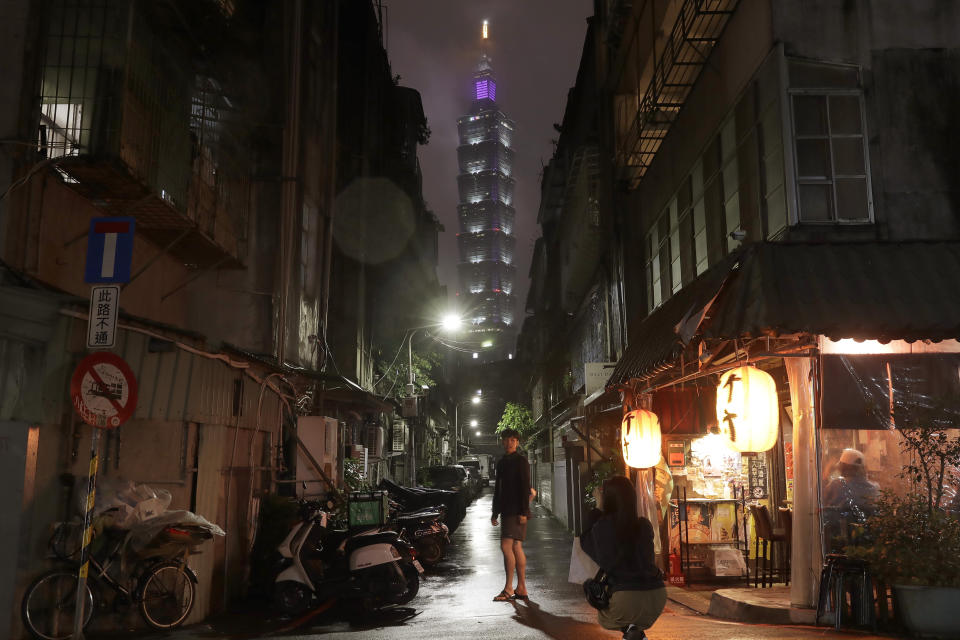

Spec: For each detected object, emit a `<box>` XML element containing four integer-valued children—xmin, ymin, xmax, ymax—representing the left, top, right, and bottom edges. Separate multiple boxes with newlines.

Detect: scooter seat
<box><xmin>345</xmin><ymin>530</ymin><xmax>398</xmax><ymax>555</ymax></box>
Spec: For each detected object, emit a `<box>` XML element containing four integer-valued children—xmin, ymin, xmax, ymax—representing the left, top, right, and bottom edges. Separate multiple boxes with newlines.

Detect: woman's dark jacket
<box><xmin>581</xmin><ymin>508</ymin><xmax>664</xmax><ymax>592</ymax></box>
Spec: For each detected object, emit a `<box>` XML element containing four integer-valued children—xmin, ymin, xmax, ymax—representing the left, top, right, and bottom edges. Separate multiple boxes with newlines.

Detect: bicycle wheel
<box><xmin>21</xmin><ymin>570</ymin><xmax>94</xmax><ymax>640</ymax></box>
<box><xmin>138</xmin><ymin>562</ymin><xmax>195</xmax><ymax>629</ymax></box>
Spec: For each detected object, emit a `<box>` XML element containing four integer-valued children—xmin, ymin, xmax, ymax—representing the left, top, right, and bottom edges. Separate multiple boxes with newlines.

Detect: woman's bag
<box><xmin>583</xmin><ymin>568</ymin><xmax>610</xmax><ymax>610</ymax></box>
<box><xmin>568</xmin><ymin>536</ymin><xmax>600</xmax><ymax>583</ymax></box>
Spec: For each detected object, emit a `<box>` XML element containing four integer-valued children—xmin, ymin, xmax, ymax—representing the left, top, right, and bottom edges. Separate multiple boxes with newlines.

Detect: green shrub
<box><xmin>847</xmin><ymin>491</ymin><xmax>960</xmax><ymax>588</ymax></box>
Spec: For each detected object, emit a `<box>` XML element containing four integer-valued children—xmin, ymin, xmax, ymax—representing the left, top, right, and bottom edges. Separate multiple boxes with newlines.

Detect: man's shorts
<box><xmin>501</xmin><ymin>515</ymin><xmax>528</xmax><ymax>541</ymax></box>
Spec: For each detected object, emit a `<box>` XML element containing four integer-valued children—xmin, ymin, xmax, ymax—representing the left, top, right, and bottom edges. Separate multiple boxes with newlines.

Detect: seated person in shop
<box><xmin>822</xmin><ymin>448</ymin><xmax>879</xmax><ymax>545</ymax></box>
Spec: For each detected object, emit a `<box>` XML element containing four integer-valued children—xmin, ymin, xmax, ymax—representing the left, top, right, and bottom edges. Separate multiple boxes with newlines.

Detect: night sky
<box><xmin>386</xmin><ymin>1</ymin><xmax>593</xmax><ymax>326</ymax></box>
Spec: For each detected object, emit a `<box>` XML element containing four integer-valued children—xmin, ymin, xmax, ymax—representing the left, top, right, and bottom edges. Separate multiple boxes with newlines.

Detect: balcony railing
<box><xmin>615</xmin><ymin>0</ymin><xmax>739</xmax><ymax>188</ymax></box>
<box><xmin>37</xmin><ymin>0</ymin><xmax>248</xmax><ymax>268</ymax></box>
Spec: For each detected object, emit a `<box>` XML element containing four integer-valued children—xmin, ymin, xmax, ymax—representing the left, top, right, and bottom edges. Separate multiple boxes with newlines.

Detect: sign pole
<box><xmin>72</xmin><ymin>428</ymin><xmax>101</xmax><ymax>639</ymax></box>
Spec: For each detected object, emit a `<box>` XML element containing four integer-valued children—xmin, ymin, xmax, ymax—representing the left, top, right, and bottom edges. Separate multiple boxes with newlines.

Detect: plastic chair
<box><xmin>815</xmin><ymin>553</ymin><xmax>875</xmax><ymax>631</ymax></box>
<box><xmin>749</xmin><ymin>505</ymin><xmax>789</xmax><ymax>587</ymax></box>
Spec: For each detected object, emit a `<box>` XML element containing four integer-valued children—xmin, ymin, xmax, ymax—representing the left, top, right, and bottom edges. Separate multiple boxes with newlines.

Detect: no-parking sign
<box><xmin>70</xmin><ymin>352</ymin><xmax>138</xmax><ymax>429</ymax></box>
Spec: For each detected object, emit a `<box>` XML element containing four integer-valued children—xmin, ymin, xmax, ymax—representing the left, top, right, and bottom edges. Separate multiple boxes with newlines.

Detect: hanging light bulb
<box><xmin>621</xmin><ymin>409</ymin><xmax>662</xmax><ymax>468</ymax></box>
<box><xmin>716</xmin><ymin>366</ymin><xmax>779</xmax><ymax>453</ymax></box>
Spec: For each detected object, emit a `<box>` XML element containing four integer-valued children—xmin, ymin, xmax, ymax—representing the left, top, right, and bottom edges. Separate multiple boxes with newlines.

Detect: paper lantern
<box><xmin>621</xmin><ymin>409</ymin><xmax>662</xmax><ymax>468</ymax></box>
<box><xmin>716</xmin><ymin>365</ymin><xmax>778</xmax><ymax>452</ymax></box>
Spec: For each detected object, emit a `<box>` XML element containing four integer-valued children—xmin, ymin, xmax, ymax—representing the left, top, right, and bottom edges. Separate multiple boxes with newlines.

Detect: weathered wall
<box><xmin>868</xmin><ymin>48</ymin><xmax>960</xmax><ymax>240</ymax></box>
<box><xmin>771</xmin><ymin>0</ymin><xmax>960</xmax><ymax>241</ymax></box>
<box><xmin>772</xmin><ymin>0</ymin><xmax>960</xmax><ymax>64</ymax></box>
<box><xmin>3</xmin><ymin>310</ymin><xmax>285</xmax><ymax>638</ymax></box>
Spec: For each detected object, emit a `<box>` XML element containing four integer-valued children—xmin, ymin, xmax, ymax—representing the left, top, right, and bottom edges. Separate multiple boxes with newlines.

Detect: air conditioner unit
<box><xmin>295</xmin><ymin>416</ymin><xmax>339</xmax><ymax>497</ymax></box>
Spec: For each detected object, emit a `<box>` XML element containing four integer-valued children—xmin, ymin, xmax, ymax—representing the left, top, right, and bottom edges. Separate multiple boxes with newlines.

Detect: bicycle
<box><xmin>21</xmin><ymin>513</ymin><xmax>213</xmax><ymax>639</ymax></box>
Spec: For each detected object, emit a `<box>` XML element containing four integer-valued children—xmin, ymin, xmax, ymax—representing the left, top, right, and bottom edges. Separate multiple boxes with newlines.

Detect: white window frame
<box><xmin>780</xmin><ymin>54</ymin><xmax>874</xmax><ymax>226</ymax></box>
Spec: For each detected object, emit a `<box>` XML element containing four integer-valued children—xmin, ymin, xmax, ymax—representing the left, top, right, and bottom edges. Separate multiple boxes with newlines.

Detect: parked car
<box><xmin>463</xmin><ymin>466</ymin><xmax>482</xmax><ymax>496</ymax></box>
<box><xmin>421</xmin><ymin>464</ymin><xmax>468</xmax><ymax>491</ymax></box>
<box><xmin>419</xmin><ymin>465</ymin><xmax>474</xmax><ymax>517</ymax></box>
<box><xmin>458</xmin><ymin>455</ymin><xmax>492</xmax><ymax>486</ymax></box>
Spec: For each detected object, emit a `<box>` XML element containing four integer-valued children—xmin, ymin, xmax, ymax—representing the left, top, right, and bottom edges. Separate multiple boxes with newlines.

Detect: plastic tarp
<box><xmin>86</xmin><ymin>480</ymin><xmax>225</xmax><ymax>556</ymax></box>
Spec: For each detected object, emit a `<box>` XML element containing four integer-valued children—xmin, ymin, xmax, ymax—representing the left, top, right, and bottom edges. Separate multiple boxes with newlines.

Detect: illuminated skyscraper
<box><xmin>455</xmin><ymin>21</ymin><xmax>516</xmax><ymax>361</ymax></box>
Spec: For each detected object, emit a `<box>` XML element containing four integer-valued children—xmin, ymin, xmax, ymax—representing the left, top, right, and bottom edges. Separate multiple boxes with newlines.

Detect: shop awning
<box><xmin>608</xmin><ymin>241</ymin><xmax>960</xmax><ymax>386</ymax></box>
<box><xmin>607</xmin><ymin>252</ymin><xmax>740</xmax><ymax>386</ymax></box>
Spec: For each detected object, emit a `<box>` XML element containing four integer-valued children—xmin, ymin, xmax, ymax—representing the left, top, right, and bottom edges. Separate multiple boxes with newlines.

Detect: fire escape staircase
<box><xmin>618</xmin><ymin>0</ymin><xmax>739</xmax><ymax>187</ymax></box>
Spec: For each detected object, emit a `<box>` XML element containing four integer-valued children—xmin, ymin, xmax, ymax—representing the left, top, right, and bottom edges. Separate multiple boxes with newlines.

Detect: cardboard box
<box><xmin>705</xmin><ymin>547</ymin><xmax>746</xmax><ymax>576</ymax></box>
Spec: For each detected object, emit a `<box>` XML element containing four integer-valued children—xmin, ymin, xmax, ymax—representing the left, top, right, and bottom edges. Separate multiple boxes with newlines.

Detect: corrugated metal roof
<box><xmin>606</xmin><ymin>252</ymin><xmax>739</xmax><ymax>386</ymax></box>
<box><xmin>608</xmin><ymin>241</ymin><xmax>960</xmax><ymax>386</ymax></box>
<box><xmin>705</xmin><ymin>241</ymin><xmax>960</xmax><ymax>342</ymax></box>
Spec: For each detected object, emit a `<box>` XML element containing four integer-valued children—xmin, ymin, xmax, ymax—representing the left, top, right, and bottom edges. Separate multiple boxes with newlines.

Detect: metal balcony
<box><xmin>616</xmin><ymin>0</ymin><xmax>739</xmax><ymax>188</ymax></box>
<box><xmin>37</xmin><ymin>0</ymin><xmax>247</xmax><ymax>269</ymax></box>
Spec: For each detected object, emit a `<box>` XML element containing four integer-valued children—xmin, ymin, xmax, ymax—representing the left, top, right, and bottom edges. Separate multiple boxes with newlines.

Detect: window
<box><xmin>719</xmin><ymin>116</ymin><xmax>742</xmax><ymax>251</ymax></box>
<box><xmin>646</xmin><ymin>224</ymin><xmax>662</xmax><ymax>311</ymax></box>
<box><xmin>691</xmin><ymin>159</ymin><xmax>708</xmax><ymax>275</ymax></box>
<box><xmin>300</xmin><ymin>202</ymin><xmax>319</xmax><ymax>294</ymax></box>
<box><xmin>668</xmin><ymin>199</ymin><xmax>681</xmax><ymax>294</ymax></box>
<box><xmin>790</xmin><ymin>91</ymin><xmax>871</xmax><ymax>222</ymax></box>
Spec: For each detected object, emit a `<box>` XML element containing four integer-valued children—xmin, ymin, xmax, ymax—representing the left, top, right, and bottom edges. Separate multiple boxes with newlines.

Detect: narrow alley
<box><xmin>106</xmin><ymin>491</ymin><xmax>888</xmax><ymax>640</ymax></box>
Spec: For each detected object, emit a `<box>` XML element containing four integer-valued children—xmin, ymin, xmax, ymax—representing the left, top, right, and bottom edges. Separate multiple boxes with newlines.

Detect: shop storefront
<box><xmin>606</xmin><ymin>241</ymin><xmax>960</xmax><ymax>607</ymax></box>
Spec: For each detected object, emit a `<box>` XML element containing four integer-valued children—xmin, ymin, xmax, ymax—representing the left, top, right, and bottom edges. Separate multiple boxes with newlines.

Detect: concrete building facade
<box><xmin>520</xmin><ymin>0</ymin><xmax>960</xmax><ymax>612</ymax></box>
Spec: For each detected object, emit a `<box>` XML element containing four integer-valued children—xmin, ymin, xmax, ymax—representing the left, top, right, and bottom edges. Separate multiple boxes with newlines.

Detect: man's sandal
<box><xmin>513</xmin><ymin>592</ymin><xmax>530</xmax><ymax>601</ymax></box>
<box><xmin>493</xmin><ymin>590</ymin><xmax>514</xmax><ymax>601</ymax></box>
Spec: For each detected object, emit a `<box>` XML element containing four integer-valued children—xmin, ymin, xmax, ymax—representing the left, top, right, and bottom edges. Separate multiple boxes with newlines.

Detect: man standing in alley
<box><xmin>491</xmin><ymin>428</ymin><xmax>531</xmax><ymax>601</ymax></box>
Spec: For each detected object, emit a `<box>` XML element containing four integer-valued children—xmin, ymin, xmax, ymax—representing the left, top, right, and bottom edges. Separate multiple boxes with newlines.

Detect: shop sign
<box><xmin>584</xmin><ymin>362</ymin><xmax>616</xmax><ymax>397</ymax></box>
<box><xmin>747</xmin><ymin>456</ymin><xmax>769</xmax><ymax>499</ymax></box>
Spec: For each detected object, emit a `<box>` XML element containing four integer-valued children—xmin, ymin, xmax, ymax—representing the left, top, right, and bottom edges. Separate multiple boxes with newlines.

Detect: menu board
<box><xmin>748</xmin><ymin>456</ymin><xmax>768</xmax><ymax>499</ymax></box>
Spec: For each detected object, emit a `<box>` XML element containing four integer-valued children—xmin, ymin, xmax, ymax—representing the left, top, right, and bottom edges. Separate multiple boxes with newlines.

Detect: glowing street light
<box><xmin>441</xmin><ymin>313</ymin><xmax>463</xmax><ymax>333</ymax></box>
<box><xmin>471</xmin><ymin>396</ymin><xmax>481</xmax><ymax>405</ymax></box>
<box><xmin>476</xmin><ymin>431</ymin><xmax>482</xmax><ymax>437</ymax></box>
<box><xmin>470</xmin><ymin>419</ymin><xmax>478</xmax><ymax>427</ymax></box>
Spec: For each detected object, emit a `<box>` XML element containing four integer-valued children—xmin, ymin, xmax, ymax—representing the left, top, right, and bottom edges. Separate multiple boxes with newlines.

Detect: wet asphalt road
<box><xmin>109</xmin><ymin>489</ymin><xmax>891</xmax><ymax>640</ymax></box>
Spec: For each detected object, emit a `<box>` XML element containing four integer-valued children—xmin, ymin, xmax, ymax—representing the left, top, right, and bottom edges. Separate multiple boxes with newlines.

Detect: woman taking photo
<box><xmin>581</xmin><ymin>475</ymin><xmax>666</xmax><ymax>640</ymax></box>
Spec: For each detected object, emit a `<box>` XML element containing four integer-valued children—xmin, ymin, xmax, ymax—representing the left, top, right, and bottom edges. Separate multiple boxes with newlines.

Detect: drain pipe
<box><xmin>277</xmin><ymin>0</ymin><xmax>303</xmax><ymax>366</ymax></box>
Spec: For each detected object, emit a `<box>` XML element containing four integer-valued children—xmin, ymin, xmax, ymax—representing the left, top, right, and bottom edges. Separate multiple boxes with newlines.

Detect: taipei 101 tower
<box><xmin>455</xmin><ymin>21</ymin><xmax>517</xmax><ymax>362</ymax></box>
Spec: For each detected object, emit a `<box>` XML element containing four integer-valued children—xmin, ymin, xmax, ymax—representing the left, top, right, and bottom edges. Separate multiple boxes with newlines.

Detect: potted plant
<box><xmin>846</xmin><ymin>424</ymin><xmax>960</xmax><ymax>638</ymax></box>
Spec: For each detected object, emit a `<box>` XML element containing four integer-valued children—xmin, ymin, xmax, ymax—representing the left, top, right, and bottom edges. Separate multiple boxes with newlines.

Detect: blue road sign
<box><xmin>84</xmin><ymin>217</ymin><xmax>136</xmax><ymax>283</ymax></box>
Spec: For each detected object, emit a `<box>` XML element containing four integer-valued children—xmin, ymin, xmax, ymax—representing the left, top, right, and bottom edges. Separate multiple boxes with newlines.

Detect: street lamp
<box><xmin>441</xmin><ymin>313</ymin><xmax>463</xmax><ymax>333</ymax></box>
<box><xmin>404</xmin><ymin>314</ymin><xmax>463</xmax><ymax>484</ymax></box>
<box><xmin>406</xmin><ymin>314</ymin><xmax>463</xmax><ymax>392</ymax></box>
<box><xmin>453</xmin><ymin>391</ymin><xmax>482</xmax><ymax>464</ymax></box>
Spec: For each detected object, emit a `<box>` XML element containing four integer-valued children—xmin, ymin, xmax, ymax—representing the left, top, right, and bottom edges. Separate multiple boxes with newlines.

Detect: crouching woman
<box><xmin>581</xmin><ymin>475</ymin><xmax>666</xmax><ymax>640</ymax></box>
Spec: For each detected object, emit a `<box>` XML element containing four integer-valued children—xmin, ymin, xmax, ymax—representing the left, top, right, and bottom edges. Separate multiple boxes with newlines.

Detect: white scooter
<box><xmin>273</xmin><ymin>502</ymin><xmax>423</xmax><ymax>616</ymax></box>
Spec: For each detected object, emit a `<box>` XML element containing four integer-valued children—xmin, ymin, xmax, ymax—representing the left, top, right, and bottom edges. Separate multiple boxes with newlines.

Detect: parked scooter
<box><xmin>389</xmin><ymin>502</ymin><xmax>450</xmax><ymax>567</ymax></box>
<box><xmin>273</xmin><ymin>501</ymin><xmax>423</xmax><ymax>616</ymax></box>
<box><xmin>380</xmin><ymin>478</ymin><xmax>464</xmax><ymax>533</ymax></box>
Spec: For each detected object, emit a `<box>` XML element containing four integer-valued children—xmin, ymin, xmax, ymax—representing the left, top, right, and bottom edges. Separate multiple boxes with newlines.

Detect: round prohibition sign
<box><xmin>70</xmin><ymin>352</ymin><xmax>138</xmax><ymax>429</ymax></box>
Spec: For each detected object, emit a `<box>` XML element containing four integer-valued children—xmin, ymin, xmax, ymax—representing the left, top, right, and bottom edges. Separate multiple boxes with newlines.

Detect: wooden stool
<box><xmin>749</xmin><ymin>505</ymin><xmax>789</xmax><ymax>587</ymax></box>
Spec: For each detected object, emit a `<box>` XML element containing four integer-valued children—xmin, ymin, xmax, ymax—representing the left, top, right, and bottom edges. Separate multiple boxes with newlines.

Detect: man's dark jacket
<box><xmin>492</xmin><ymin>451</ymin><xmax>530</xmax><ymax>519</ymax></box>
